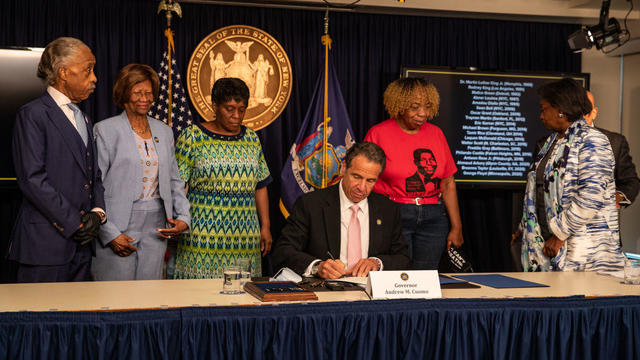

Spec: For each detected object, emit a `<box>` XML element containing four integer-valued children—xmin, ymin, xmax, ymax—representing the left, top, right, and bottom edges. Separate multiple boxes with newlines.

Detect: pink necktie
<box><xmin>347</xmin><ymin>204</ymin><xmax>361</xmax><ymax>270</ymax></box>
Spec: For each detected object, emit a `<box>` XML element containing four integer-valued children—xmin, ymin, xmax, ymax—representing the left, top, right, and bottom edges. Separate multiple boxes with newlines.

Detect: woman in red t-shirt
<box><xmin>364</xmin><ymin>78</ymin><xmax>464</xmax><ymax>270</ymax></box>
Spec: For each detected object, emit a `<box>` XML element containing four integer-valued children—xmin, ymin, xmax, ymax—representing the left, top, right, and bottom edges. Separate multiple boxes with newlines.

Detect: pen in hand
<box><xmin>326</xmin><ymin>251</ymin><xmax>346</xmax><ymax>278</ymax></box>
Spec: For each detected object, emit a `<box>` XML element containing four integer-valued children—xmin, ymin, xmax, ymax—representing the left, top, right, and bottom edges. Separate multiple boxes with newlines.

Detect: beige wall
<box><xmin>620</xmin><ymin>52</ymin><xmax>640</xmax><ymax>254</ymax></box>
<box><xmin>581</xmin><ymin>22</ymin><xmax>640</xmax><ymax>253</ymax></box>
<box><xmin>283</xmin><ymin>0</ymin><xmax>638</xmax><ymax>21</ymax></box>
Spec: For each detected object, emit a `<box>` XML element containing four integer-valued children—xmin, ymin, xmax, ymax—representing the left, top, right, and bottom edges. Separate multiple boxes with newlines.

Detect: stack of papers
<box><xmin>331</xmin><ymin>277</ymin><xmax>368</xmax><ymax>286</ymax></box>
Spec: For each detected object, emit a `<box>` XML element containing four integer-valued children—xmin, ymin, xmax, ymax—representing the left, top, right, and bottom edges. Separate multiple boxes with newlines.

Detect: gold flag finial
<box><xmin>157</xmin><ymin>0</ymin><xmax>182</xmax><ymax>27</ymax></box>
<box><xmin>321</xmin><ymin>8</ymin><xmax>332</xmax><ymax>49</ymax></box>
<box><xmin>157</xmin><ymin>0</ymin><xmax>182</xmax><ymax>127</ymax></box>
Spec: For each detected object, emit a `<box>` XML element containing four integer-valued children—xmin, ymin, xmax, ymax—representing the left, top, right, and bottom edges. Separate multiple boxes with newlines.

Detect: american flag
<box><xmin>148</xmin><ymin>48</ymin><xmax>194</xmax><ymax>140</ymax></box>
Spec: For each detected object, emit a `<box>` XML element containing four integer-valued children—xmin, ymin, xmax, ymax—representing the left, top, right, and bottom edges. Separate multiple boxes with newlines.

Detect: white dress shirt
<box><xmin>47</xmin><ymin>86</ymin><xmax>83</xmax><ymax>130</ymax></box>
<box><xmin>303</xmin><ymin>181</ymin><xmax>383</xmax><ymax>275</ymax></box>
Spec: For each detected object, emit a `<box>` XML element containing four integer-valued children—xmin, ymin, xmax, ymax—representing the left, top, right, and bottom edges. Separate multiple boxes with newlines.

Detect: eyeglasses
<box><xmin>131</xmin><ymin>91</ymin><xmax>154</xmax><ymax>100</ymax></box>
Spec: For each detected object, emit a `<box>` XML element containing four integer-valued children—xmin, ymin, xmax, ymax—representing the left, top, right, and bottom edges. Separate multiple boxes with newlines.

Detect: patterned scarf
<box><xmin>521</xmin><ymin>119</ymin><xmax>586</xmax><ymax>272</ymax></box>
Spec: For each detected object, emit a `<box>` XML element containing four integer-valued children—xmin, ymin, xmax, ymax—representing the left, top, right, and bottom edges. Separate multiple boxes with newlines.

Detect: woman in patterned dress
<box><xmin>174</xmin><ymin>78</ymin><xmax>272</xmax><ymax>278</ymax></box>
<box><xmin>520</xmin><ymin>78</ymin><xmax>625</xmax><ymax>272</ymax></box>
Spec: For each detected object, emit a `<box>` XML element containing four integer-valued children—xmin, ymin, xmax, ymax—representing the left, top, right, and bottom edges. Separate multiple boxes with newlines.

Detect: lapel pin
<box><xmin>154</xmin><ymin>136</ymin><xmax>159</xmax><ymax>143</ymax></box>
<box><xmin>376</xmin><ymin>219</ymin><xmax>382</xmax><ymax>225</ymax></box>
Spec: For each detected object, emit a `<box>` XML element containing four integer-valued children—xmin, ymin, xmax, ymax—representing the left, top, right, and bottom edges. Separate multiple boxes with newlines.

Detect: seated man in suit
<box><xmin>272</xmin><ymin>142</ymin><xmax>410</xmax><ymax>279</ymax></box>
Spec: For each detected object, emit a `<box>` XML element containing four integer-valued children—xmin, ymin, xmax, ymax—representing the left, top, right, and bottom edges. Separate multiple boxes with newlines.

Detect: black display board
<box><xmin>403</xmin><ymin>67</ymin><xmax>589</xmax><ymax>188</ymax></box>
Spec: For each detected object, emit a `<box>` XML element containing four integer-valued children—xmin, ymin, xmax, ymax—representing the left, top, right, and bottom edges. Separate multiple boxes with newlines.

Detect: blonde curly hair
<box><xmin>383</xmin><ymin>78</ymin><xmax>440</xmax><ymax>120</ymax></box>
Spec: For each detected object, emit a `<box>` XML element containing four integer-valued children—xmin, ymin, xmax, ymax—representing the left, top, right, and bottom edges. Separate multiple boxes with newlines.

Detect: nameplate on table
<box><xmin>366</xmin><ymin>270</ymin><xmax>441</xmax><ymax>299</ymax></box>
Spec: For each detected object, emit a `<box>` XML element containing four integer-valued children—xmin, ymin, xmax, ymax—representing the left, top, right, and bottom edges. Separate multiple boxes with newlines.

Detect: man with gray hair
<box><xmin>272</xmin><ymin>142</ymin><xmax>410</xmax><ymax>279</ymax></box>
<box><xmin>9</xmin><ymin>37</ymin><xmax>106</xmax><ymax>282</ymax></box>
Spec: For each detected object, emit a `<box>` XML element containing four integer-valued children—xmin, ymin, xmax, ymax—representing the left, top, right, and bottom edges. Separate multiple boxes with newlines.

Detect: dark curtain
<box><xmin>0</xmin><ymin>187</ymin><xmax>21</xmax><ymax>282</ymax></box>
<box><xmin>0</xmin><ymin>0</ymin><xmax>582</xmax><ymax>278</ymax></box>
<box><xmin>1</xmin><ymin>296</ymin><xmax>639</xmax><ymax>359</ymax></box>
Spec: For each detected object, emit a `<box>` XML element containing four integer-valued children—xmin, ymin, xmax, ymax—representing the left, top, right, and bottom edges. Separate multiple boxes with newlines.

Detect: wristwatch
<box><xmin>311</xmin><ymin>262</ymin><xmax>320</xmax><ymax>276</ymax></box>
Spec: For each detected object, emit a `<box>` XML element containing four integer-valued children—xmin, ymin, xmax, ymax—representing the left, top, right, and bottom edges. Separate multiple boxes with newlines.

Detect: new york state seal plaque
<box><xmin>186</xmin><ymin>25</ymin><xmax>292</xmax><ymax>130</ymax></box>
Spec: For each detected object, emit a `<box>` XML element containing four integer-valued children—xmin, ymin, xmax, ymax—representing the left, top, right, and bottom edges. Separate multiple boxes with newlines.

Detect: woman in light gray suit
<box><xmin>92</xmin><ymin>64</ymin><xmax>190</xmax><ymax>280</ymax></box>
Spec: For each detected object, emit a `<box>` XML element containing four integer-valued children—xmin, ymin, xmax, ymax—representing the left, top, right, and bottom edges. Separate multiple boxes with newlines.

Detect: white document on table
<box><xmin>330</xmin><ymin>277</ymin><xmax>368</xmax><ymax>286</ymax></box>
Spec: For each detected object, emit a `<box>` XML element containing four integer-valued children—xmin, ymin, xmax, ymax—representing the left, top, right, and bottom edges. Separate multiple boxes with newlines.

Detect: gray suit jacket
<box><xmin>94</xmin><ymin>112</ymin><xmax>190</xmax><ymax>246</ymax></box>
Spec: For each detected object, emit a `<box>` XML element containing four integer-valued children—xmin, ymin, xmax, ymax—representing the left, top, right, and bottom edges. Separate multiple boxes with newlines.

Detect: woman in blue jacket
<box><xmin>92</xmin><ymin>64</ymin><xmax>190</xmax><ymax>280</ymax></box>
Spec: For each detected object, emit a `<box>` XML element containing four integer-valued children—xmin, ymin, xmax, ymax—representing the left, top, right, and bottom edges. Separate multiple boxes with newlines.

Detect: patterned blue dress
<box><xmin>520</xmin><ymin>118</ymin><xmax>625</xmax><ymax>272</ymax></box>
<box><xmin>173</xmin><ymin>123</ymin><xmax>271</xmax><ymax>278</ymax></box>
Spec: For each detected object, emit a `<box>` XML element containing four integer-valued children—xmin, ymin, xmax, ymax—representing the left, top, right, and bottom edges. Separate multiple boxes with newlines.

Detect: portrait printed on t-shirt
<box><xmin>405</xmin><ymin>148</ymin><xmax>440</xmax><ymax>194</ymax></box>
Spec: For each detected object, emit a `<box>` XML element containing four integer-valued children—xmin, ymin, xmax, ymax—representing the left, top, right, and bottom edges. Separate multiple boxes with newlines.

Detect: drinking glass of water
<box><xmin>624</xmin><ymin>258</ymin><xmax>640</xmax><ymax>285</ymax></box>
<box><xmin>220</xmin><ymin>264</ymin><xmax>242</xmax><ymax>294</ymax></box>
<box><xmin>239</xmin><ymin>258</ymin><xmax>252</xmax><ymax>290</ymax></box>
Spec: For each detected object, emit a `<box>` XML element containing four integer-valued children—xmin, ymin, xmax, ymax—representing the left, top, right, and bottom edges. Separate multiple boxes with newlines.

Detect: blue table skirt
<box><xmin>1</xmin><ymin>296</ymin><xmax>639</xmax><ymax>359</ymax></box>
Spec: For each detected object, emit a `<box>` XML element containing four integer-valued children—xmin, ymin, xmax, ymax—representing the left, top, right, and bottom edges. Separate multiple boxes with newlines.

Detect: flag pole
<box><xmin>166</xmin><ymin>29</ymin><xmax>174</xmax><ymax>127</ymax></box>
<box><xmin>320</xmin><ymin>8</ymin><xmax>332</xmax><ymax>188</ymax></box>
<box><xmin>157</xmin><ymin>0</ymin><xmax>183</xmax><ymax>128</ymax></box>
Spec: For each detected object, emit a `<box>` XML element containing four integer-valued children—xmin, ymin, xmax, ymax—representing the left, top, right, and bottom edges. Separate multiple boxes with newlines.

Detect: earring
<box><xmin>558</xmin><ymin>113</ymin><xmax>564</xmax><ymax>118</ymax></box>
